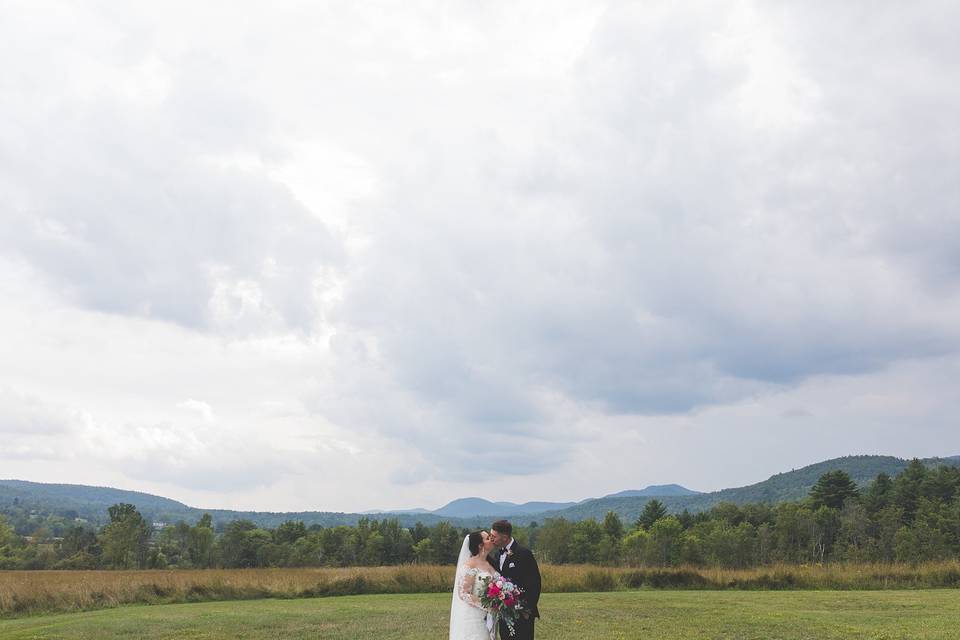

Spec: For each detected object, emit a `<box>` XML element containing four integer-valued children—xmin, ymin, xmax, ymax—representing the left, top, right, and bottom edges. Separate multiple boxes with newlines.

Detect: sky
<box><xmin>1</xmin><ymin>1</ymin><xmax>959</xmax><ymax>513</ymax></box>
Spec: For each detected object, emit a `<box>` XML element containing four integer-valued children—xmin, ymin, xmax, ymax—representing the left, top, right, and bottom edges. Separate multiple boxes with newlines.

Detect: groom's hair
<box><xmin>492</xmin><ymin>520</ymin><xmax>512</xmax><ymax>536</ymax></box>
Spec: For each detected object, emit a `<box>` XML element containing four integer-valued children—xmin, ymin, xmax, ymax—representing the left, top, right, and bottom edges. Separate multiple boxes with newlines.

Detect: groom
<box><xmin>488</xmin><ymin>520</ymin><xmax>541</xmax><ymax>640</ymax></box>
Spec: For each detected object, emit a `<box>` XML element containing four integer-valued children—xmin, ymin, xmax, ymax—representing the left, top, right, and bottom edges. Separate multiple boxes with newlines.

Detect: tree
<box><xmin>756</xmin><ymin>523</ymin><xmax>773</xmax><ymax>565</ymax></box>
<box><xmin>892</xmin><ymin>459</ymin><xmax>928</xmax><ymax>524</ymax></box>
<box><xmin>635</xmin><ymin>500</ymin><xmax>668</xmax><ymax>530</ymax></box>
<box><xmin>287</xmin><ymin>533</ymin><xmax>323</xmax><ymax>566</ymax></box>
<box><xmin>535</xmin><ymin>518</ymin><xmax>574</xmax><ymax>564</ymax></box>
<box><xmin>621</xmin><ymin>529</ymin><xmax>650</xmax><ymax>566</ymax></box>
<box><xmin>922</xmin><ymin>466</ymin><xmax>960</xmax><ymax>505</ymax></box>
<box><xmin>711</xmin><ymin>502</ymin><xmax>745</xmax><ymax>526</ymax></box>
<box><xmin>810</xmin><ymin>505</ymin><xmax>841</xmax><ymax>562</ymax></box>
<box><xmin>570</xmin><ymin>519</ymin><xmax>604</xmax><ymax>563</ymax></box>
<box><xmin>360</xmin><ymin>531</ymin><xmax>385</xmax><ymax>565</ymax></box>
<box><xmin>158</xmin><ymin>522</ymin><xmax>191</xmax><ymax>566</ymax></box>
<box><xmin>837</xmin><ymin>501</ymin><xmax>871</xmax><ymax>561</ymax></box>
<box><xmin>99</xmin><ymin>503</ymin><xmax>150</xmax><ymax>569</ymax></box>
<box><xmin>893</xmin><ymin>526</ymin><xmax>920</xmax><ymax>564</ymax></box>
<box><xmin>0</xmin><ymin>515</ymin><xmax>18</xmax><ymax>548</ymax></box>
<box><xmin>377</xmin><ymin>520</ymin><xmax>412</xmax><ymax>564</ymax></box>
<box><xmin>647</xmin><ymin>516</ymin><xmax>683</xmax><ymax>566</ymax></box>
<box><xmin>863</xmin><ymin>473</ymin><xmax>893</xmax><ymax>514</ymax></box>
<box><xmin>911</xmin><ymin>498</ymin><xmax>950</xmax><ymax>562</ymax></box>
<box><xmin>809</xmin><ymin>470</ymin><xmax>859</xmax><ymax>510</ymax></box>
<box><xmin>696</xmin><ymin>520</ymin><xmax>756</xmax><ymax>568</ymax></box>
<box><xmin>428</xmin><ymin>521</ymin><xmax>462</xmax><ymax>565</ymax></box>
<box><xmin>249</xmin><ymin>529</ymin><xmax>278</xmax><ymax>567</ymax></box>
<box><xmin>596</xmin><ymin>512</ymin><xmax>626</xmax><ymax>565</ymax></box>
<box><xmin>411</xmin><ymin>523</ymin><xmax>430</xmax><ymax>544</ymax></box>
<box><xmin>218</xmin><ymin>520</ymin><xmax>259</xmax><ymax>568</ymax></box>
<box><xmin>947</xmin><ymin>495</ymin><xmax>960</xmax><ymax>551</ymax></box>
<box><xmin>412</xmin><ymin>537</ymin><xmax>435</xmax><ymax>563</ymax></box>
<box><xmin>870</xmin><ymin>506</ymin><xmax>904</xmax><ymax>562</ymax></box>
<box><xmin>61</xmin><ymin>526</ymin><xmax>98</xmax><ymax>558</ymax></box>
<box><xmin>188</xmin><ymin>514</ymin><xmax>215</xmax><ymax>568</ymax></box>
<box><xmin>0</xmin><ymin>515</ymin><xmax>20</xmax><ymax>568</ymax></box>
<box><xmin>772</xmin><ymin>503</ymin><xmax>813</xmax><ymax>563</ymax></box>
<box><xmin>319</xmin><ymin>526</ymin><xmax>358</xmax><ymax>566</ymax></box>
<box><xmin>274</xmin><ymin>520</ymin><xmax>307</xmax><ymax>545</ymax></box>
<box><xmin>602</xmin><ymin>511</ymin><xmax>625</xmax><ymax>541</ymax></box>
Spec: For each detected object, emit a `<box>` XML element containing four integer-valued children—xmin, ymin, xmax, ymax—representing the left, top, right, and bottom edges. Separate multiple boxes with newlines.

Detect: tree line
<box><xmin>535</xmin><ymin>461</ymin><xmax>960</xmax><ymax>567</ymax></box>
<box><xmin>2</xmin><ymin>460</ymin><xmax>959</xmax><ymax>569</ymax></box>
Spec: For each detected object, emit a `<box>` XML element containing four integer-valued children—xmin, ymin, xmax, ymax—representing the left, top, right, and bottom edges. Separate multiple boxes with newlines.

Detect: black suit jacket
<box><xmin>488</xmin><ymin>542</ymin><xmax>541</xmax><ymax>618</ymax></box>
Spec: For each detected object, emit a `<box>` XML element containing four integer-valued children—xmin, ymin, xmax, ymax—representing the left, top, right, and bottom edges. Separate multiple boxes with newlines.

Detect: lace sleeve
<box><xmin>458</xmin><ymin>568</ymin><xmax>485</xmax><ymax>610</ymax></box>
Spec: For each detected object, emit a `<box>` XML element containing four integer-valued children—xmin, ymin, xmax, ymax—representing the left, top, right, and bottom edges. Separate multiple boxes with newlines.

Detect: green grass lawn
<box><xmin>1</xmin><ymin>590</ymin><xmax>957</xmax><ymax>639</ymax></box>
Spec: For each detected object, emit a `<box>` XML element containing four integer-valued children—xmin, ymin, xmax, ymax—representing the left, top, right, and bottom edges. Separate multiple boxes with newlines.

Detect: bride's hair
<box><xmin>467</xmin><ymin>531</ymin><xmax>485</xmax><ymax>556</ymax></box>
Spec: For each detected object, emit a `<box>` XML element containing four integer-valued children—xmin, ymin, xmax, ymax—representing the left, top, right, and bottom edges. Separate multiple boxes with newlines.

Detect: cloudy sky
<box><xmin>1</xmin><ymin>1</ymin><xmax>958</xmax><ymax>513</ymax></box>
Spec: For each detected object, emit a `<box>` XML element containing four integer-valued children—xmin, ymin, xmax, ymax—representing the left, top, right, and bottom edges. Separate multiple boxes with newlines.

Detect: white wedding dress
<box><xmin>449</xmin><ymin>536</ymin><xmax>499</xmax><ymax>640</ymax></box>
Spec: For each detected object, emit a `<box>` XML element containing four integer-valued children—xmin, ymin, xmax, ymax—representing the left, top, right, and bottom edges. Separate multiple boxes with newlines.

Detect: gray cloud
<box><xmin>115</xmin><ymin>438</ymin><xmax>299</xmax><ymax>493</ymax></box>
<box><xmin>1</xmin><ymin>1</ymin><xmax>958</xmax><ymax>505</ymax></box>
<box><xmin>331</xmin><ymin>1</ymin><xmax>960</xmax><ymax>423</ymax></box>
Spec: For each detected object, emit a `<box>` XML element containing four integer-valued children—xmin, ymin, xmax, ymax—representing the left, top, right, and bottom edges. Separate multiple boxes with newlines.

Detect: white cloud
<box><xmin>176</xmin><ymin>400</ymin><xmax>216</xmax><ymax>424</ymax></box>
<box><xmin>0</xmin><ymin>387</ymin><xmax>77</xmax><ymax>436</ymax></box>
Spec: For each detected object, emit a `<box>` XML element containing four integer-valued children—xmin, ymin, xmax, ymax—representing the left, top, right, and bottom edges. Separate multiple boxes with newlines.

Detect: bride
<box><xmin>450</xmin><ymin>530</ymin><xmax>500</xmax><ymax>640</ymax></box>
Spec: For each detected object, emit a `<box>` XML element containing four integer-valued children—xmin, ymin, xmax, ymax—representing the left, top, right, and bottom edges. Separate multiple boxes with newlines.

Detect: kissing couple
<box><xmin>449</xmin><ymin>520</ymin><xmax>542</xmax><ymax>640</ymax></box>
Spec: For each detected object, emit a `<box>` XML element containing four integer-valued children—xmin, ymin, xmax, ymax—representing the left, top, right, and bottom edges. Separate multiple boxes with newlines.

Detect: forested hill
<box><xmin>3</xmin><ymin>455</ymin><xmax>958</xmax><ymax>529</ymax></box>
<box><xmin>0</xmin><ymin>480</ymin><xmax>196</xmax><ymax>526</ymax></box>
<box><xmin>604</xmin><ymin>484</ymin><xmax>702</xmax><ymax>498</ymax></box>
<box><xmin>0</xmin><ymin>480</ymin><xmax>459</xmax><ymax>529</ymax></box>
<box><xmin>510</xmin><ymin>455</ymin><xmax>960</xmax><ymax>525</ymax></box>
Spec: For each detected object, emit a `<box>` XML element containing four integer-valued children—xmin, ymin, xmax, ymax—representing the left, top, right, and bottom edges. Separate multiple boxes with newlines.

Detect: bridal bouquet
<box><xmin>478</xmin><ymin>575</ymin><xmax>524</xmax><ymax>636</ymax></box>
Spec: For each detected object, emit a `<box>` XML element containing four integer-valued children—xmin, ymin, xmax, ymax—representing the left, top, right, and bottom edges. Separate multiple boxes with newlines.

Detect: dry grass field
<box><xmin>3</xmin><ymin>562</ymin><xmax>960</xmax><ymax>618</ymax></box>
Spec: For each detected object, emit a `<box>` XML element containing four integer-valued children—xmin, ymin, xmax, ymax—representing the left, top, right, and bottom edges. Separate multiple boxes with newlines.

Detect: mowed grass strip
<box><xmin>1</xmin><ymin>590</ymin><xmax>958</xmax><ymax>640</ymax></box>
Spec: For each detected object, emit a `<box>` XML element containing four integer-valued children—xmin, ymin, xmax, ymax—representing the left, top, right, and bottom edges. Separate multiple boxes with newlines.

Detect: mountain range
<box><xmin>3</xmin><ymin>454</ymin><xmax>958</xmax><ymax>529</ymax></box>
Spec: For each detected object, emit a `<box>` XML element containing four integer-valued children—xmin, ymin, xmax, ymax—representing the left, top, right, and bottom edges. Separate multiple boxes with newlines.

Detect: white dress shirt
<box><xmin>499</xmin><ymin>538</ymin><xmax>515</xmax><ymax>570</ymax></box>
